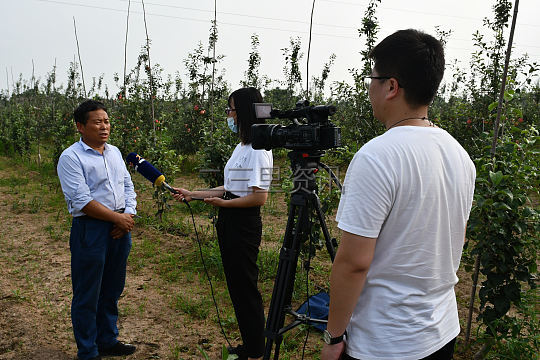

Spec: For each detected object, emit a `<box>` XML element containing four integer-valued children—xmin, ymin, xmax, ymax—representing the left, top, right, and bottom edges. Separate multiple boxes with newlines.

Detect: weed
<box><xmin>12</xmin><ymin>289</ymin><xmax>27</xmax><ymax>302</ymax></box>
<box><xmin>10</xmin><ymin>199</ymin><xmax>23</xmax><ymax>213</ymax></box>
<box><xmin>0</xmin><ymin>175</ymin><xmax>29</xmax><ymax>188</ymax></box>
<box><xmin>257</xmin><ymin>245</ymin><xmax>280</xmax><ymax>281</ymax></box>
<box><xmin>168</xmin><ymin>343</ymin><xmax>183</xmax><ymax>359</ymax></box>
<box><xmin>173</xmin><ymin>293</ymin><xmax>210</xmax><ymax>320</ymax></box>
<box><xmin>138</xmin><ymin>298</ymin><xmax>147</xmax><ymax>315</ymax></box>
<box><xmin>119</xmin><ymin>304</ymin><xmax>134</xmax><ymax>317</ymax></box>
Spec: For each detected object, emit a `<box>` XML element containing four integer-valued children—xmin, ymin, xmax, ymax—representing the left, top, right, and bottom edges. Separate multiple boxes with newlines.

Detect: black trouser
<box><xmin>216</xmin><ymin>205</ymin><xmax>265</xmax><ymax>358</ymax></box>
<box><xmin>341</xmin><ymin>337</ymin><xmax>456</xmax><ymax>360</ymax></box>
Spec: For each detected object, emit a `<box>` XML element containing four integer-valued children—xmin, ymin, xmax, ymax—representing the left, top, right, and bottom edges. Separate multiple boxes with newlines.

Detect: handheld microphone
<box><xmin>126</xmin><ymin>152</ymin><xmax>204</xmax><ymax>201</ymax></box>
<box><xmin>126</xmin><ymin>152</ymin><xmax>178</xmax><ymax>194</ymax></box>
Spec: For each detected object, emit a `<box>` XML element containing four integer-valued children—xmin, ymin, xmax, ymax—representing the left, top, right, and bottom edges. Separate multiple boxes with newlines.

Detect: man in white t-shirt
<box><xmin>321</xmin><ymin>29</ymin><xmax>476</xmax><ymax>360</ymax></box>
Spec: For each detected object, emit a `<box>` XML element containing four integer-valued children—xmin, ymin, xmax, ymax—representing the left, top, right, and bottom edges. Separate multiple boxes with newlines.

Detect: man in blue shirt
<box><xmin>57</xmin><ymin>100</ymin><xmax>137</xmax><ymax>360</ymax></box>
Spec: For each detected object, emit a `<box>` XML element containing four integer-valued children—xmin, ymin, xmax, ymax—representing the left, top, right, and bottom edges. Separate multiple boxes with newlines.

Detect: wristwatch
<box><xmin>323</xmin><ymin>329</ymin><xmax>346</xmax><ymax>345</ymax></box>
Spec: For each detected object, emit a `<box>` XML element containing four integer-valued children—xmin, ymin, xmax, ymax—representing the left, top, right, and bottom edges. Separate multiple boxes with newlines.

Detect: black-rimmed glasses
<box><xmin>225</xmin><ymin>108</ymin><xmax>236</xmax><ymax>115</ymax></box>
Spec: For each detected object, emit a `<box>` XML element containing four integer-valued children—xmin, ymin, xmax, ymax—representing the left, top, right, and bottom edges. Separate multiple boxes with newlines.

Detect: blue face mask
<box><xmin>227</xmin><ymin>117</ymin><xmax>238</xmax><ymax>133</ymax></box>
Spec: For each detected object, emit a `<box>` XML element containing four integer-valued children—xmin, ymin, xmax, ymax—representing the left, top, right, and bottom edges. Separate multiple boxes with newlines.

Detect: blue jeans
<box><xmin>70</xmin><ymin>217</ymin><xmax>131</xmax><ymax>360</ymax></box>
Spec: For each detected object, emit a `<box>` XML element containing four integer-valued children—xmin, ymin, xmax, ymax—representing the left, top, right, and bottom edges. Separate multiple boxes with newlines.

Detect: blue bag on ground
<box><xmin>295</xmin><ymin>291</ymin><xmax>330</xmax><ymax>332</ymax></box>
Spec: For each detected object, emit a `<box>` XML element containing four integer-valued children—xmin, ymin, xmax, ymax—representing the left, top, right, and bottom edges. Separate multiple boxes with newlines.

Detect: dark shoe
<box><xmin>78</xmin><ymin>356</ymin><xmax>101</xmax><ymax>360</ymax></box>
<box><xmin>227</xmin><ymin>345</ymin><xmax>247</xmax><ymax>360</ymax></box>
<box><xmin>99</xmin><ymin>341</ymin><xmax>136</xmax><ymax>356</ymax></box>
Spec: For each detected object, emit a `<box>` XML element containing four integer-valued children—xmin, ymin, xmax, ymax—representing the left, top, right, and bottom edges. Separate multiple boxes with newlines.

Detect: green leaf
<box><xmin>493</xmin><ymin>202</ymin><xmax>512</xmax><ymax>211</ymax></box>
<box><xmin>489</xmin><ymin>171</ymin><xmax>503</xmax><ymax>186</ymax></box>
<box><xmin>493</xmin><ymin>295</ymin><xmax>511</xmax><ymax>316</ymax></box>
<box><xmin>222</xmin><ymin>345</ymin><xmax>229</xmax><ymax>359</ymax></box>
<box><xmin>223</xmin><ymin>345</ymin><xmax>239</xmax><ymax>360</ymax></box>
<box><xmin>197</xmin><ymin>345</ymin><xmax>210</xmax><ymax>360</ymax></box>
<box><xmin>496</xmin><ymin>190</ymin><xmax>513</xmax><ymax>202</ymax></box>
<box><xmin>503</xmin><ymin>282</ymin><xmax>521</xmax><ymax>302</ymax></box>
<box><xmin>488</xmin><ymin>101</ymin><xmax>498</xmax><ymax>111</ymax></box>
<box><xmin>503</xmin><ymin>91</ymin><xmax>513</xmax><ymax>101</ymax></box>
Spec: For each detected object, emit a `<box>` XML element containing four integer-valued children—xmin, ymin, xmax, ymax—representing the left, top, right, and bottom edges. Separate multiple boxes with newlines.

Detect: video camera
<box><xmin>251</xmin><ymin>100</ymin><xmax>341</xmax><ymax>151</ymax></box>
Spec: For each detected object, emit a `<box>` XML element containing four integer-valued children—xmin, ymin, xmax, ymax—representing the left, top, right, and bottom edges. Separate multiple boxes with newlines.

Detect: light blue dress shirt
<box><xmin>57</xmin><ymin>139</ymin><xmax>137</xmax><ymax>218</ymax></box>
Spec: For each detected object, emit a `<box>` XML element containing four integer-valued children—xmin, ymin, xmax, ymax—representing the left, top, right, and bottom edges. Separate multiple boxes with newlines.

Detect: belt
<box><xmin>222</xmin><ymin>191</ymin><xmax>240</xmax><ymax>200</ymax></box>
<box><xmin>219</xmin><ymin>192</ymin><xmax>260</xmax><ymax>215</ymax></box>
<box><xmin>75</xmin><ymin>208</ymin><xmax>125</xmax><ymax>220</ymax></box>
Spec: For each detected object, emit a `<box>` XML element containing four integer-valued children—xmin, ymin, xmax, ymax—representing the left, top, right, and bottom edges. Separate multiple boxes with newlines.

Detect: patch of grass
<box><xmin>162</xmin><ymin>220</ymin><xmax>190</xmax><ymax>237</ymax></box>
<box><xmin>0</xmin><ymin>175</ymin><xmax>29</xmax><ymax>187</ymax></box>
<box><xmin>29</xmin><ymin>195</ymin><xmax>44</xmax><ymax>213</ymax></box>
<box><xmin>138</xmin><ymin>298</ymin><xmax>147</xmax><ymax>315</ymax></box>
<box><xmin>172</xmin><ymin>293</ymin><xmax>210</xmax><ymax>320</ymax></box>
<box><xmin>195</xmin><ymin>238</ymin><xmax>225</xmax><ymax>279</ymax></box>
<box><xmin>139</xmin><ymin>236</ymin><xmax>161</xmax><ymax>259</ymax></box>
<box><xmin>47</xmin><ymin>193</ymin><xmax>68</xmax><ymax>211</ymax></box>
<box><xmin>257</xmin><ymin>245</ymin><xmax>280</xmax><ymax>281</ymax></box>
<box><xmin>119</xmin><ymin>304</ymin><xmax>134</xmax><ymax>317</ymax></box>
<box><xmin>10</xmin><ymin>198</ymin><xmax>24</xmax><ymax>213</ymax></box>
<box><xmin>280</xmin><ymin>325</ymin><xmax>313</xmax><ymax>357</ymax></box>
<box><xmin>157</xmin><ymin>250</ymin><xmax>187</xmax><ymax>282</ymax></box>
<box><xmin>172</xmin><ymin>235</ymin><xmax>224</xmax><ymax>282</ymax></box>
<box><xmin>44</xmin><ymin>223</ymin><xmax>63</xmax><ymax>242</ymax></box>
<box><xmin>168</xmin><ymin>343</ymin><xmax>186</xmax><ymax>359</ymax></box>
<box><xmin>12</xmin><ymin>288</ymin><xmax>28</xmax><ymax>302</ymax></box>
<box><xmin>129</xmin><ymin>235</ymin><xmax>161</xmax><ymax>273</ymax></box>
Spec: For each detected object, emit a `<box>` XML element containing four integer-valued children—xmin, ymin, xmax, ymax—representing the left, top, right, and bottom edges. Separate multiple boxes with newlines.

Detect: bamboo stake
<box><xmin>46</xmin><ymin>58</ymin><xmax>57</xmax><ymax>169</ymax></box>
<box><xmin>31</xmin><ymin>58</ymin><xmax>39</xmax><ymax>166</ymax></box>
<box><xmin>464</xmin><ymin>255</ymin><xmax>480</xmax><ymax>346</ymax></box>
<box><xmin>73</xmin><ymin>17</ymin><xmax>87</xmax><ymax>98</ymax></box>
<box><xmin>31</xmin><ymin>59</ymin><xmax>35</xmax><ymax>90</ymax></box>
<box><xmin>11</xmin><ymin>67</ymin><xmax>15</xmax><ymax>93</ymax></box>
<box><xmin>141</xmin><ymin>0</ymin><xmax>156</xmax><ymax>144</ymax></box>
<box><xmin>5</xmin><ymin>67</ymin><xmax>9</xmax><ymax>95</ymax></box>
<box><xmin>465</xmin><ymin>0</ymin><xmax>520</xmax><ymax>354</ymax></box>
<box><xmin>490</xmin><ymin>0</ymin><xmax>519</xmax><ymax>158</ymax></box>
<box><xmin>209</xmin><ymin>0</ymin><xmax>217</xmax><ymax>132</ymax></box>
<box><xmin>123</xmin><ymin>0</ymin><xmax>131</xmax><ymax>99</ymax></box>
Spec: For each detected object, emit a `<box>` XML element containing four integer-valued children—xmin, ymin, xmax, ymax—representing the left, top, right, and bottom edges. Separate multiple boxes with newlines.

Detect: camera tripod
<box><xmin>263</xmin><ymin>150</ymin><xmax>340</xmax><ymax>360</ymax></box>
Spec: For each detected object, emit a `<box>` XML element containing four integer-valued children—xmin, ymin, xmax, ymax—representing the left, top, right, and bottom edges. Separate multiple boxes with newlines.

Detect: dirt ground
<box><xmin>0</xmin><ymin>160</ymin><xmax>483</xmax><ymax>360</ymax></box>
<box><xmin>0</xmin><ymin>166</ymin><xmax>230</xmax><ymax>360</ymax></box>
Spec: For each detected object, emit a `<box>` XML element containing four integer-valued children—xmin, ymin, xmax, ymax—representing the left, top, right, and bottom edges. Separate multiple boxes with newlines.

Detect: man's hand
<box><xmin>321</xmin><ymin>342</ymin><xmax>345</xmax><ymax>360</ymax></box>
<box><xmin>111</xmin><ymin>213</ymin><xmax>134</xmax><ymax>239</ymax></box>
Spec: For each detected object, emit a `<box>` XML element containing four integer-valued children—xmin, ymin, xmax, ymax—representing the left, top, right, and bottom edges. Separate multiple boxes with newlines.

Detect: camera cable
<box><xmin>182</xmin><ymin>200</ymin><xmax>233</xmax><ymax>350</ymax></box>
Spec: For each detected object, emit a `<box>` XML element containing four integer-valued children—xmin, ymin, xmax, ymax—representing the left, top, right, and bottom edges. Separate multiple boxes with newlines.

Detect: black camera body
<box><xmin>251</xmin><ymin>100</ymin><xmax>341</xmax><ymax>151</ymax></box>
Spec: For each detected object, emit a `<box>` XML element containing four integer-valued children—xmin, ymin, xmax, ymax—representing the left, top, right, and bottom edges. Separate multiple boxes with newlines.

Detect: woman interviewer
<box><xmin>172</xmin><ymin>87</ymin><xmax>273</xmax><ymax>360</ymax></box>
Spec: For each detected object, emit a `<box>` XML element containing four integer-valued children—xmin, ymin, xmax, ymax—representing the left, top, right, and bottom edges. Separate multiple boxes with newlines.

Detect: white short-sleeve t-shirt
<box><xmin>336</xmin><ymin>126</ymin><xmax>476</xmax><ymax>360</ymax></box>
<box><xmin>224</xmin><ymin>143</ymin><xmax>273</xmax><ymax>197</ymax></box>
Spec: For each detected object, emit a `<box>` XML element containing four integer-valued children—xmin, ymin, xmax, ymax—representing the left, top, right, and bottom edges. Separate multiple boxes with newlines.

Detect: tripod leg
<box><xmin>311</xmin><ymin>193</ymin><xmax>336</xmax><ymax>262</ymax></box>
<box><xmin>263</xmin><ymin>195</ymin><xmax>310</xmax><ymax>360</ymax></box>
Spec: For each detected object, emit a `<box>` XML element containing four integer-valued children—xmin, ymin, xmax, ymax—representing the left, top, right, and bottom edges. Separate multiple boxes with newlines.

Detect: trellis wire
<box><xmin>72</xmin><ymin>17</ymin><xmax>87</xmax><ymax>98</ymax></box>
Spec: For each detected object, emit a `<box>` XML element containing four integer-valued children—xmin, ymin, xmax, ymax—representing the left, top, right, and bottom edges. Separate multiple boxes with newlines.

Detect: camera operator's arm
<box><xmin>321</xmin><ymin>231</ymin><xmax>376</xmax><ymax>360</ymax></box>
<box><xmin>204</xmin><ymin>187</ymin><xmax>268</xmax><ymax>208</ymax></box>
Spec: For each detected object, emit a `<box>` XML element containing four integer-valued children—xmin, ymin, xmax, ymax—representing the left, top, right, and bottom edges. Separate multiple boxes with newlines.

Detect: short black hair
<box><xmin>370</xmin><ymin>29</ymin><xmax>445</xmax><ymax>107</ymax></box>
<box><xmin>73</xmin><ymin>99</ymin><xmax>107</xmax><ymax>125</ymax></box>
<box><xmin>228</xmin><ymin>87</ymin><xmax>265</xmax><ymax>144</ymax></box>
